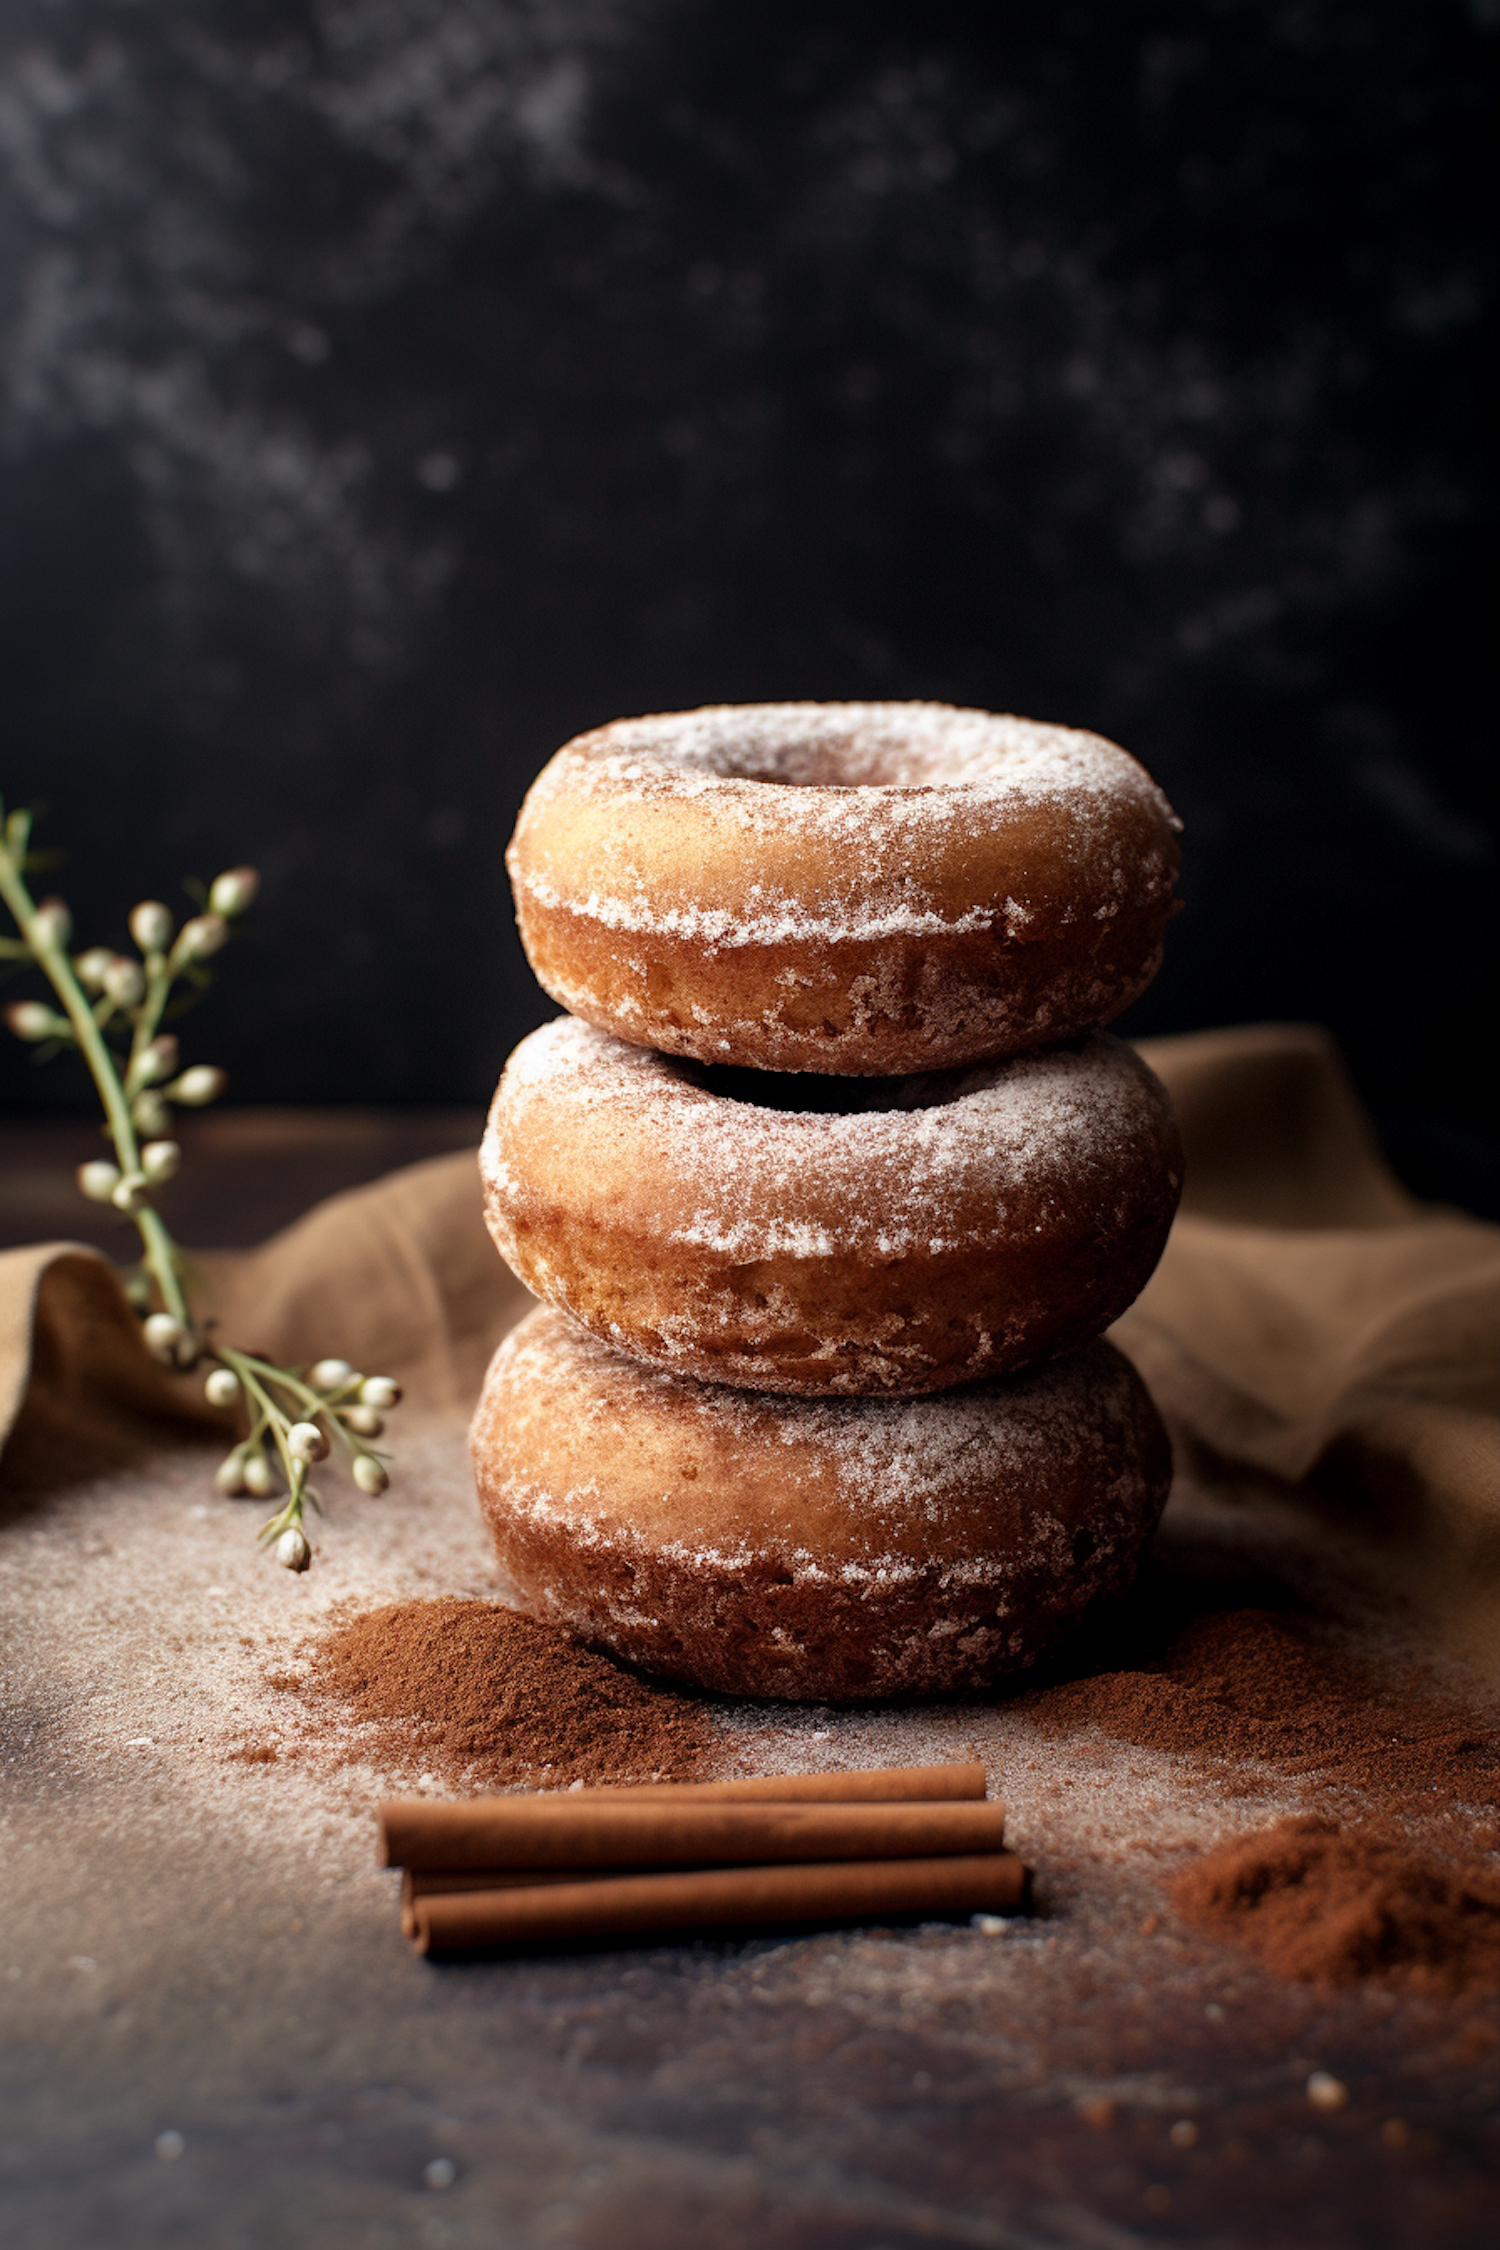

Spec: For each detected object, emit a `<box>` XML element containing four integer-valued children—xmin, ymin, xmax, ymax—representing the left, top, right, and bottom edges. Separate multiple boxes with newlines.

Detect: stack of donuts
<box><xmin>472</xmin><ymin>702</ymin><xmax>1185</xmax><ymax>1701</ymax></box>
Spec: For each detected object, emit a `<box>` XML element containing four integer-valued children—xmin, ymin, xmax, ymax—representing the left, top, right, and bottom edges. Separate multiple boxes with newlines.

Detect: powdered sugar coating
<box><xmin>598</xmin><ymin>700</ymin><xmax>1144</xmax><ymax>787</ymax></box>
<box><xmin>472</xmin><ymin>1308</ymin><xmax>1172</xmax><ymax>1698</ymax></box>
<box><xmin>512</xmin><ymin>702</ymin><xmax>1178</xmax><ymax>943</ymax></box>
<box><xmin>482</xmin><ymin>1017</ymin><xmax>1183</xmax><ymax>1395</ymax></box>
<box><xmin>489</xmin><ymin>1310</ymin><xmax>1148</xmax><ymax>1546</ymax></box>
<box><xmin>507</xmin><ymin>701</ymin><xmax>1182</xmax><ymax>1072</ymax></box>
<box><xmin>489</xmin><ymin>1016</ymin><xmax>1176</xmax><ymax>1260</ymax></box>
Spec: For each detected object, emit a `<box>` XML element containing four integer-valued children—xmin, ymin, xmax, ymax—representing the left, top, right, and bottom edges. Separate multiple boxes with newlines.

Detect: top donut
<box><xmin>507</xmin><ymin>701</ymin><xmax>1182</xmax><ymax>1075</ymax></box>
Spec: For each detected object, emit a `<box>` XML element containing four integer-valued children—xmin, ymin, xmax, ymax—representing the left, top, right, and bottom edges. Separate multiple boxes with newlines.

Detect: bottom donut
<box><xmin>471</xmin><ymin>1307</ymin><xmax>1171</xmax><ymax>1702</ymax></box>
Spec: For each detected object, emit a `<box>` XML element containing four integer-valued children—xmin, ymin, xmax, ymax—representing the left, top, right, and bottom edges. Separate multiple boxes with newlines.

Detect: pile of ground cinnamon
<box><xmin>1014</xmin><ymin>1589</ymin><xmax>1500</xmax><ymax>1995</ymax></box>
<box><xmin>1017</xmin><ymin>1605</ymin><xmax>1500</xmax><ymax>1834</ymax></box>
<box><xmin>1172</xmin><ymin>1817</ymin><xmax>1500</xmax><ymax>1996</ymax></box>
<box><xmin>295</xmin><ymin>1599</ymin><xmax>725</xmax><ymax>1790</ymax></box>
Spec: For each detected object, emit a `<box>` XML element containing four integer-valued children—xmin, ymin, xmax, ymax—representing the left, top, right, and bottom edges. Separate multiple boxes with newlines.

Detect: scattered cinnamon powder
<box><xmin>1018</xmin><ymin>1606</ymin><xmax>1500</xmax><ymax>1830</ymax></box>
<box><xmin>298</xmin><ymin>1598</ymin><xmax>725</xmax><ymax>1790</ymax></box>
<box><xmin>1172</xmin><ymin>1818</ymin><xmax>1500</xmax><ymax>1996</ymax></box>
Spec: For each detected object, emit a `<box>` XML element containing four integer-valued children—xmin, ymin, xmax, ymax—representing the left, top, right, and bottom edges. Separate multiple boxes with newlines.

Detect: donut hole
<box><xmin>686</xmin><ymin>719</ymin><xmax>934</xmax><ymax>789</ymax></box>
<box><xmin>681</xmin><ymin>1059</ymin><xmax>971</xmax><ymax>1117</ymax></box>
<box><xmin>715</xmin><ymin>741</ymin><xmax>922</xmax><ymax>789</ymax></box>
<box><xmin>637</xmin><ymin>705</ymin><xmax>1033</xmax><ymax>789</ymax></box>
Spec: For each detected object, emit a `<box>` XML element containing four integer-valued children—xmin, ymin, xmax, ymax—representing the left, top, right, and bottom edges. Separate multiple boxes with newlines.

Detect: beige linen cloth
<box><xmin>3</xmin><ymin>1025</ymin><xmax>1497</xmax><ymax>1677</ymax></box>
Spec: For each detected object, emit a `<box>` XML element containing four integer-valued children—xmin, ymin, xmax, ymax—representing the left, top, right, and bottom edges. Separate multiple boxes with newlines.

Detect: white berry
<box><xmin>275</xmin><ymin>1527</ymin><xmax>311</xmax><ymax>1571</ymax></box>
<box><xmin>287</xmin><ymin>1421</ymin><xmax>329</xmax><ymax>1464</ymax></box>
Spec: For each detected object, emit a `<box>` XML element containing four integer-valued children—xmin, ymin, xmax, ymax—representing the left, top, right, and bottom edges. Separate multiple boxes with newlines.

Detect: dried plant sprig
<box><xmin>0</xmin><ymin>800</ymin><xmax>399</xmax><ymax>1569</ymax></box>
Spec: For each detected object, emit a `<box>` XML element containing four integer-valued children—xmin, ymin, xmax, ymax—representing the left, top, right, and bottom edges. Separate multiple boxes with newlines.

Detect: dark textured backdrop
<box><xmin>1</xmin><ymin>1</ymin><xmax>1493</xmax><ymax>1206</ymax></box>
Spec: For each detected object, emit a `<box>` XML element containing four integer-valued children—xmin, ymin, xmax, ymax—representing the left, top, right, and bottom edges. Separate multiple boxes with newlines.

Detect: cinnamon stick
<box><xmin>410</xmin><ymin>1851</ymin><xmax>1031</xmax><ymax>1953</ymax></box>
<box><xmin>380</xmin><ymin>1795</ymin><xmax>1006</xmax><ymax>1873</ymax></box>
<box><xmin>570</xmin><ymin>1762</ymin><xmax>988</xmax><ymax>1805</ymax></box>
<box><xmin>400</xmin><ymin>1866</ymin><xmax>612</xmax><ymax>1939</ymax></box>
<box><xmin>379</xmin><ymin>1761</ymin><xmax>986</xmax><ymax>1871</ymax></box>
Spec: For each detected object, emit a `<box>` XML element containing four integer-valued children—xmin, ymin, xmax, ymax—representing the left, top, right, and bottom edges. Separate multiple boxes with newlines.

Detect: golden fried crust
<box><xmin>482</xmin><ymin>1019</ymin><xmax>1184</xmax><ymax>1397</ymax></box>
<box><xmin>471</xmin><ymin>1309</ymin><xmax>1172</xmax><ymax>1700</ymax></box>
<box><xmin>507</xmin><ymin>702</ymin><xmax>1182</xmax><ymax>1073</ymax></box>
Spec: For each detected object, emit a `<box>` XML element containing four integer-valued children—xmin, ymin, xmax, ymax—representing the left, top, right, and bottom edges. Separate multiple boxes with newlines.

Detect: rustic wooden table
<box><xmin>2</xmin><ymin>1113</ymin><xmax>1496</xmax><ymax>2249</ymax></box>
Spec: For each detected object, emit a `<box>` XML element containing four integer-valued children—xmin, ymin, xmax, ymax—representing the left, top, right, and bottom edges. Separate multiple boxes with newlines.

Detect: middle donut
<box><xmin>483</xmin><ymin>1016</ymin><xmax>1183</xmax><ymax>1397</ymax></box>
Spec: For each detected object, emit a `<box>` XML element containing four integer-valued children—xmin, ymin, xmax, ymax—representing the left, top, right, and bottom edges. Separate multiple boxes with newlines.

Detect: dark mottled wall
<box><xmin>1</xmin><ymin>2</ymin><xmax>1493</xmax><ymax>1205</ymax></box>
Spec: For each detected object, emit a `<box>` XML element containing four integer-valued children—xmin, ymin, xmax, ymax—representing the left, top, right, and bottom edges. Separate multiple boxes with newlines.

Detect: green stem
<box><xmin>216</xmin><ymin>1347</ymin><xmax>306</xmax><ymax>1508</ymax></box>
<box><xmin>134</xmin><ymin>1207</ymin><xmax>191</xmax><ymax>1328</ymax></box>
<box><xmin>2</xmin><ymin>810</ymin><xmax>385</xmax><ymax>1571</ymax></box>
<box><xmin>124</xmin><ymin>959</ymin><xmax>172</xmax><ymax>1095</ymax></box>
<box><xmin>0</xmin><ymin>833</ymin><xmax>188</xmax><ymax>1327</ymax></box>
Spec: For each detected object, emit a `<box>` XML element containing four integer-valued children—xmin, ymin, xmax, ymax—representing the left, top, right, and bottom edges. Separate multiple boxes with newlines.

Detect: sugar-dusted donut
<box><xmin>472</xmin><ymin>1307</ymin><xmax>1172</xmax><ymax>1700</ymax></box>
<box><xmin>506</xmin><ymin>701</ymin><xmax>1181</xmax><ymax>1075</ymax></box>
<box><xmin>481</xmin><ymin>1016</ymin><xmax>1183</xmax><ymax>1397</ymax></box>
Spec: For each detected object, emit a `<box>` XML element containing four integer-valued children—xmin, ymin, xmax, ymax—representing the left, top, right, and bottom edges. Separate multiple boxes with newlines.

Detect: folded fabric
<box><xmin>1118</xmin><ymin>1026</ymin><xmax>1500</xmax><ymax>1676</ymax></box>
<box><xmin>2</xmin><ymin>1026</ymin><xmax>1495</xmax><ymax>1675</ymax></box>
<box><xmin>0</xmin><ymin>1152</ymin><xmax>529</xmax><ymax>1486</ymax></box>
